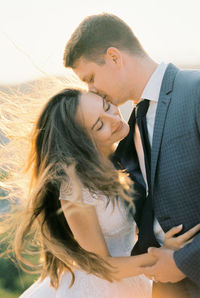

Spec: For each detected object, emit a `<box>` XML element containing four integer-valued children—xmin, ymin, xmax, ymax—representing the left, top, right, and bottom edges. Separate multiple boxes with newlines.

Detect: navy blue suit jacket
<box><xmin>114</xmin><ymin>64</ymin><xmax>200</xmax><ymax>297</ymax></box>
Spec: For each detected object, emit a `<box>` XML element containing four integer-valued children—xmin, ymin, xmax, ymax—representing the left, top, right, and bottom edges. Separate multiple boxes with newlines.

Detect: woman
<box><xmin>2</xmin><ymin>88</ymin><xmax>198</xmax><ymax>298</ymax></box>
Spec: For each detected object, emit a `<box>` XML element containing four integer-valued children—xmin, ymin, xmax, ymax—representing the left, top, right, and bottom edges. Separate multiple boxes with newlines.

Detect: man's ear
<box><xmin>105</xmin><ymin>47</ymin><xmax>122</xmax><ymax>68</ymax></box>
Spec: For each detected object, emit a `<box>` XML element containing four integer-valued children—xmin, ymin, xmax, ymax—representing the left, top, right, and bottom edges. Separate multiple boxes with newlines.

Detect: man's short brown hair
<box><xmin>63</xmin><ymin>13</ymin><xmax>145</xmax><ymax>68</ymax></box>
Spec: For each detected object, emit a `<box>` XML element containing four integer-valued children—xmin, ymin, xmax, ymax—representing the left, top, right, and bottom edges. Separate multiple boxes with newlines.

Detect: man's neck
<box><xmin>126</xmin><ymin>55</ymin><xmax>158</xmax><ymax>104</ymax></box>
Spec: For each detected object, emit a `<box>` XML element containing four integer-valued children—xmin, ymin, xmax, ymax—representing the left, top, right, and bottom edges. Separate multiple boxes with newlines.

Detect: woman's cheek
<box><xmin>98</xmin><ymin>129</ymin><xmax>112</xmax><ymax>143</ymax></box>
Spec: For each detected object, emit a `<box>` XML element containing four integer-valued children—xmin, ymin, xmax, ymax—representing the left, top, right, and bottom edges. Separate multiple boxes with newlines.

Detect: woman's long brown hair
<box><xmin>0</xmin><ymin>86</ymin><xmax>133</xmax><ymax>288</ymax></box>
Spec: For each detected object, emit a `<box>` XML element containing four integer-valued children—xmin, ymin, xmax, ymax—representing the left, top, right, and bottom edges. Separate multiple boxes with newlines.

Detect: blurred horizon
<box><xmin>0</xmin><ymin>61</ymin><xmax>199</xmax><ymax>122</ymax></box>
<box><xmin>1</xmin><ymin>62</ymin><xmax>200</xmax><ymax>87</ymax></box>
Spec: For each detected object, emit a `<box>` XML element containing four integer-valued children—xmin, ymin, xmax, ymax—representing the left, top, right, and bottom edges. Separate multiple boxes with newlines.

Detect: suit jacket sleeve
<box><xmin>174</xmin><ymin>232</ymin><xmax>200</xmax><ymax>286</ymax></box>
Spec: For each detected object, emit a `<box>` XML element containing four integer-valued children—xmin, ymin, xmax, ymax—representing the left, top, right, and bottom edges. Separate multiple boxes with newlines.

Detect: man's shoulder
<box><xmin>175</xmin><ymin>66</ymin><xmax>200</xmax><ymax>85</ymax></box>
<box><xmin>168</xmin><ymin>65</ymin><xmax>200</xmax><ymax>97</ymax></box>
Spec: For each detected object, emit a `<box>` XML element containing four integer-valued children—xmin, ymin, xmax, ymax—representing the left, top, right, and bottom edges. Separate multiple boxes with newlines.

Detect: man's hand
<box><xmin>164</xmin><ymin>223</ymin><xmax>200</xmax><ymax>250</ymax></box>
<box><xmin>141</xmin><ymin>247</ymin><xmax>186</xmax><ymax>283</ymax></box>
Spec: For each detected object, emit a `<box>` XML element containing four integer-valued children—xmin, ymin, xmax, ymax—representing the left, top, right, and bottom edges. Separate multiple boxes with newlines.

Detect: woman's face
<box><xmin>76</xmin><ymin>92</ymin><xmax>129</xmax><ymax>155</ymax></box>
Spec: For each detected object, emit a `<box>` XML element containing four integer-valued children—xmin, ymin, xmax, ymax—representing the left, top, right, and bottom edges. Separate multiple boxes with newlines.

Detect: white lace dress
<box><xmin>20</xmin><ymin>188</ymin><xmax>152</xmax><ymax>298</ymax></box>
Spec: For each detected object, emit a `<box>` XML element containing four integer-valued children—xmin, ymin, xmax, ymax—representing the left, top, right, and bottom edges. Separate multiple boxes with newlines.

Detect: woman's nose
<box><xmin>102</xmin><ymin>112</ymin><xmax>120</xmax><ymax>124</ymax></box>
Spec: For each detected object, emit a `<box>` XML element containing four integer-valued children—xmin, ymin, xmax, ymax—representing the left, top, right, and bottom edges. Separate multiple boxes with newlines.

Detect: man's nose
<box><xmin>88</xmin><ymin>83</ymin><xmax>97</xmax><ymax>93</ymax></box>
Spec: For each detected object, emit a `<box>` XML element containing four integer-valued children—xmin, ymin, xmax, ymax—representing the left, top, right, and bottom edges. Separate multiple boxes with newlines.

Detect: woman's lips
<box><xmin>113</xmin><ymin>121</ymin><xmax>123</xmax><ymax>133</ymax></box>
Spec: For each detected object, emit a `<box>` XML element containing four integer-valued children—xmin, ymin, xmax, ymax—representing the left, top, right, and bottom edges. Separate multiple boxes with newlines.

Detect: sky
<box><xmin>0</xmin><ymin>0</ymin><xmax>200</xmax><ymax>84</ymax></box>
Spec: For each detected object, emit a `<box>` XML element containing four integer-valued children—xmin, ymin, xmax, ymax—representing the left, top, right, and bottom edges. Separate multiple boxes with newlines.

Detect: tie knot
<box><xmin>136</xmin><ymin>99</ymin><xmax>150</xmax><ymax>118</ymax></box>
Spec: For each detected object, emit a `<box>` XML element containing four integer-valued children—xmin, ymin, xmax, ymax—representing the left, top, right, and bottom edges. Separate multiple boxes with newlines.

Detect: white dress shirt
<box><xmin>134</xmin><ymin>62</ymin><xmax>168</xmax><ymax>244</ymax></box>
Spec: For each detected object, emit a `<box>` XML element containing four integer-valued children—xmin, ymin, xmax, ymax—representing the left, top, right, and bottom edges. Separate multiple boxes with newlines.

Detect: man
<box><xmin>63</xmin><ymin>13</ymin><xmax>200</xmax><ymax>297</ymax></box>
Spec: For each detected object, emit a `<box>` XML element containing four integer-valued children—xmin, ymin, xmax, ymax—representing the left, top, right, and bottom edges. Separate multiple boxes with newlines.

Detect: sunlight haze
<box><xmin>0</xmin><ymin>0</ymin><xmax>200</xmax><ymax>84</ymax></box>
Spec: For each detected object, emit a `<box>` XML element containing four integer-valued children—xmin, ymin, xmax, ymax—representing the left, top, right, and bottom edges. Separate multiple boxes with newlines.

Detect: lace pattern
<box><xmin>21</xmin><ymin>186</ymin><xmax>152</xmax><ymax>298</ymax></box>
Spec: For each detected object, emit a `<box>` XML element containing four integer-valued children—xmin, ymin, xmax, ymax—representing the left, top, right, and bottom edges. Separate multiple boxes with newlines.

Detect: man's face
<box><xmin>73</xmin><ymin>55</ymin><xmax>129</xmax><ymax>106</ymax></box>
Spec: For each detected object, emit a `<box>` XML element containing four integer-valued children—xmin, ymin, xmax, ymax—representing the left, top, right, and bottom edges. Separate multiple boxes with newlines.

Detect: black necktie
<box><xmin>131</xmin><ymin>99</ymin><xmax>160</xmax><ymax>256</ymax></box>
<box><xmin>135</xmin><ymin>99</ymin><xmax>151</xmax><ymax>187</ymax></box>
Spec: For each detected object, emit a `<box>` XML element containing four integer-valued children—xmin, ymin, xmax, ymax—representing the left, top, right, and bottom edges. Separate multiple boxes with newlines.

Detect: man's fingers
<box><xmin>184</xmin><ymin>239</ymin><xmax>193</xmax><ymax>245</ymax></box>
<box><xmin>178</xmin><ymin>223</ymin><xmax>200</xmax><ymax>243</ymax></box>
<box><xmin>142</xmin><ymin>265</ymin><xmax>157</xmax><ymax>277</ymax></box>
<box><xmin>145</xmin><ymin>274</ymin><xmax>153</xmax><ymax>280</ymax></box>
<box><xmin>165</xmin><ymin>224</ymin><xmax>183</xmax><ymax>239</ymax></box>
<box><xmin>148</xmin><ymin>247</ymin><xmax>162</xmax><ymax>257</ymax></box>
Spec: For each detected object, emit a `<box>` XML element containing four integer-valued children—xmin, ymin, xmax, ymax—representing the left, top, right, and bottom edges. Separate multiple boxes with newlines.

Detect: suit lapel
<box><xmin>113</xmin><ymin>107</ymin><xmax>146</xmax><ymax>188</ymax></box>
<box><xmin>114</xmin><ymin>107</ymin><xmax>136</xmax><ymax>172</ymax></box>
<box><xmin>151</xmin><ymin>64</ymin><xmax>179</xmax><ymax>193</ymax></box>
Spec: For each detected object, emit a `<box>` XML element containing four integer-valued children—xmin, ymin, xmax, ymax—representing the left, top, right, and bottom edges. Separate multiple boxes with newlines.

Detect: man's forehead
<box><xmin>73</xmin><ymin>59</ymin><xmax>93</xmax><ymax>80</ymax></box>
<box><xmin>74</xmin><ymin>57</ymin><xmax>92</xmax><ymax>70</ymax></box>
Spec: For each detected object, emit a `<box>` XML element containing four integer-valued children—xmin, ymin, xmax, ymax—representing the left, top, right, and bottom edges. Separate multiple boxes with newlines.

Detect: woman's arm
<box><xmin>61</xmin><ymin>199</ymin><xmax>156</xmax><ymax>280</ymax></box>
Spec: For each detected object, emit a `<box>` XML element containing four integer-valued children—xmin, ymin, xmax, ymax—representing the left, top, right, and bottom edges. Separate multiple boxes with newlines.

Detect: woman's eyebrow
<box><xmin>102</xmin><ymin>97</ymin><xmax>106</xmax><ymax>108</ymax></box>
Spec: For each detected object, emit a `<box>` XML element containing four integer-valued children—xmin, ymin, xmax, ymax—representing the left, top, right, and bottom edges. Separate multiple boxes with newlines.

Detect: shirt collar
<box><xmin>141</xmin><ymin>62</ymin><xmax>168</xmax><ymax>102</ymax></box>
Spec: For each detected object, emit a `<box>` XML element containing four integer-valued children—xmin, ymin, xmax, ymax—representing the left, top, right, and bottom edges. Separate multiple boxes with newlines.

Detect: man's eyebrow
<box><xmin>91</xmin><ymin>98</ymin><xmax>104</xmax><ymax>130</ymax></box>
<box><xmin>82</xmin><ymin>75</ymin><xmax>88</xmax><ymax>82</ymax></box>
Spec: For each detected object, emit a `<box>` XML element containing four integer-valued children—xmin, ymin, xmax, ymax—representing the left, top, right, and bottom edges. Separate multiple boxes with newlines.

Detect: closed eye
<box><xmin>105</xmin><ymin>103</ymin><xmax>111</xmax><ymax>112</ymax></box>
<box><xmin>89</xmin><ymin>75</ymin><xmax>94</xmax><ymax>83</ymax></box>
<box><xmin>96</xmin><ymin>120</ymin><xmax>103</xmax><ymax>131</ymax></box>
<box><xmin>92</xmin><ymin>97</ymin><xmax>109</xmax><ymax>132</ymax></box>
<box><xmin>96</xmin><ymin>103</ymin><xmax>110</xmax><ymax>131</ymax></box>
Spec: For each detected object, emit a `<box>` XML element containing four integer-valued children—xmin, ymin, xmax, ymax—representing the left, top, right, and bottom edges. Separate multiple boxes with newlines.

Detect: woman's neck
<box><xmin>100</xmin><ymin>145</ymin><xmax>115</xmax><ymax>159</ymax></box>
